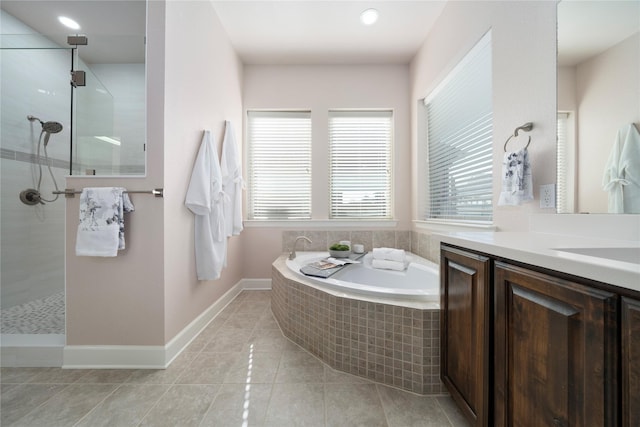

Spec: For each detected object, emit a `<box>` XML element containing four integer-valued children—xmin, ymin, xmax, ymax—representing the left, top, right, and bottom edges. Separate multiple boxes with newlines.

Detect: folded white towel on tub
<box><xmin>372</xmin><ymin>259</ymin><xmax>407</xmax><ymax>271</ymax></box>
<box><xmin>372</xmin><ymin>247</ymin><xmax>406</xmax><ymax>262</ymax></box>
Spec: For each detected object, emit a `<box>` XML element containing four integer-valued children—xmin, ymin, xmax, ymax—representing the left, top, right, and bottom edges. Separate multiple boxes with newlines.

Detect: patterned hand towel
<box><xmin>75</xmin><ymin>187</ymin><xmax>135</xmax><ymax>257</ymax></box>
<box><xmin>498</xmin><ymin>149</ymin><xmax>533</xmax><ymax>206</ymax></box>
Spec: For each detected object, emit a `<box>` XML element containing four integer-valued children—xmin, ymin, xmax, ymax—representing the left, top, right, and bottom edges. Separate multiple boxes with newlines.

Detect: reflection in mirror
<box><xmin>557</xmin><ymin>0</ymin><xmax>640</xmax><ymax>213</ymax></box>
<box><xmin>0</xmin><ymin>0</ymin><xmax>146</xmax><ymax>176</ymax></box>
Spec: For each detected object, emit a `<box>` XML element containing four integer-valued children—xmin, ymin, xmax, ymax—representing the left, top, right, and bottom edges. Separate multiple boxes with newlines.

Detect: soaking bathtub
<box><xmin>271</xmin><ymin>251</ymin><xmax>445</xmax><ymax>394</ymax></box>
<box><xmin>285</xmin><ymin>251</ymin><xmax>440</xmax><ymax>303</ymax></box>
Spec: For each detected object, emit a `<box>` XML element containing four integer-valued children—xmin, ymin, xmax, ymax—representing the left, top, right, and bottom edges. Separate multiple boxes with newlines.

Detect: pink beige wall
<box><xmin>64</xmin><ymin>0</ymin><xmax>562</xmax><ymax>348</ymax></box>
<box><xmin>65</xmin><ymin>0</ymin><xmax>244</xmax><ymax>346</ymax></box>
<box><xmin>574</xmin><ymin>33</ymin><xmax>640</xmax><ymax>214</ymax></box>
<box><xmin>410</xmin><ymin>1</ymin><xmax>557</xmax><ymax>232</ymax></box>
<box><xmin>162</xmin><ymin>0</ymin><xmax>244</xmax><ymax>342</ymax></box>
<box><xmin>241</xmin><ymin>64</ymin><xmax>411</xmax><ymax>278</ymax></box>
<box><xmin>65</xmin><ymin>0</ymin><xmax>166</xmax><ymax>346</ymax></box>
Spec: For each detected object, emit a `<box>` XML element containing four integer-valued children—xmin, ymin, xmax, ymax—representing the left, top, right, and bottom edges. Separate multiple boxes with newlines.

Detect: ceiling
<box><xmin>557</xmin><ymin>0</ymin><xmax>640</xmax><ymax>67</ymax></box>
<box><xmin>210</xmin><ymin>1</ymin><xmax>447</xmax><ymax>64</ymax></box>
<box><xmin>1</xmin><ymin>0</ymin><xmax>146</xmax><ymax>64</ymax></box>
<box><xmin>2</xmin><ymin>1</ymin><xmax>638</xmax><ymax>66</ymax></box>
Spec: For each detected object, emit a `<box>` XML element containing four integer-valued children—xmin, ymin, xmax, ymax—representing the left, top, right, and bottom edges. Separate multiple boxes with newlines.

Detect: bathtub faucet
<box><xmin>289</xmin><ymin>236</ymin><xmax>312</xmax><ymax>260</ymax></box>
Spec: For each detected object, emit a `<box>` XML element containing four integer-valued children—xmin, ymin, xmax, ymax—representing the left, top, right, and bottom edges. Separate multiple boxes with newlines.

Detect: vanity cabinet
<box><xmin>441</xmin><ymin>243</ymin><xmax>639</xmax><ymax>427</ymax></box>
<box><xmin>440</xmin><ymin>246</ymin><xmax>491</xmax><ymax>427</ymax></box>
<box><xmin>622</xmin><ymin>297</ymin><xmax>640</xmax><ymax>426</ymax></box>
<box><xmin>494</xmin><ymin>261</ymin><xmax>618</xmax><ymax>427</ymax></box>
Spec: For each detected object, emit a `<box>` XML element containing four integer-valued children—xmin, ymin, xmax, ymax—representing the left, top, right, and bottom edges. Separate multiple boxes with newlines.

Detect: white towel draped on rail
<box><xmin>75</xmin><ymin>187</ymin><xmax>134</xmax><ymax>257</ymax></box>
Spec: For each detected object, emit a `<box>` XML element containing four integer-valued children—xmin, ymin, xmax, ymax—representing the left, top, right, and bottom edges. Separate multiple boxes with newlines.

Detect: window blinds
<box><xmin>423</xmin><ymin>31</ymin><xmax>493</xmax><ymax>222</ymax></box>
<box><xmin>247</xmin><ymin>111</ymin><xmax>312</xmax><ymax>220</ymax></box>
<box><xmin>557</xmin><ymin>112</ymin><xmax>570</xmax><ymax>214</ymax></box>
<box><xmin>329</xmin><ymin>110</ymin><xmax>392</xmax><ymax>219</ymax></box>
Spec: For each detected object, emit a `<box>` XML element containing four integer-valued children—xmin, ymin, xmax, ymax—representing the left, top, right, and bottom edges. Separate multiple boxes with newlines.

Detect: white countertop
<box><xmin>437</xmin><ymin>231</ymin><xmax>640</xmax><ymax>292</ymax></box>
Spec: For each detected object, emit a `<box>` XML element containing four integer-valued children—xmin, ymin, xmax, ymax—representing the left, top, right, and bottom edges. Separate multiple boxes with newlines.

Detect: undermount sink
<box><xmin>554</xmin><ymin>247</ymin><xmax>640</xmax><ymax>264</ymax></box>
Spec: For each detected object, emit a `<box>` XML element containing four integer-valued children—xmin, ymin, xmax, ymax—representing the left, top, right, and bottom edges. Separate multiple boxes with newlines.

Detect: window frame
<box><xmin>419</xmin><ymin>30</ymin><xmax>493</xmax><ymax>225</ymax></box>
<box><xmin>246</xmin><ymin>110</ymin><xmax>312</xmax><ymax>220</ymax></box>
<box><xmin>328</xmin><ymin>109</ymin><xmax>394</xmax><ymax>220</ymax></box>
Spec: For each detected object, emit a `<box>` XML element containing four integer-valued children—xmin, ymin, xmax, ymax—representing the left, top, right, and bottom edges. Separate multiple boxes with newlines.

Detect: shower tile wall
<box><xmin>90</xmin><ymin>64</ymin><xmax>146</xmax><ymax>175</ymax></box>
<box><xmin>1</xmin><ymin>11</ymin><xmax>69</xmax><ymax>334</ymax></box>
<box><xmin>0</xmin><ymin>158</ymin><xmax>66</xmax><ymax>311</ymax></box>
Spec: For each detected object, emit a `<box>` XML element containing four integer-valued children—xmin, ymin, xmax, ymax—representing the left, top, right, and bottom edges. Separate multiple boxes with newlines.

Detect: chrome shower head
<box><xmin>42</xmin><ymin>121</ymin><xmax>63</xmax><ymax>134</ymax></box>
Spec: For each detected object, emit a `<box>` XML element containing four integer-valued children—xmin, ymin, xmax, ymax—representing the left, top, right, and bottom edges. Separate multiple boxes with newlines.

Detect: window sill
<box><xmin>244</xmin><ymin>219</ymin><xmax>399</xmax><ymax>228</ymax></box>
<box><xmin>413</xmin><ymin>219</ymin><xmax>496</xmax><ymax>232</ymax></box>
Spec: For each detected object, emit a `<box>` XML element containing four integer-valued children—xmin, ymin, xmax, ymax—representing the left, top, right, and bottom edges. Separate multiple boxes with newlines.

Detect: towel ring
<box><xmin>504</xmin><ymin>122</ymin><xmax>533</xmax><ymax>152</ymax></box>
<box><xmin>503</xmin><ymin>134</ymin><xmax>531</xmax><ymax>152</ymax></box>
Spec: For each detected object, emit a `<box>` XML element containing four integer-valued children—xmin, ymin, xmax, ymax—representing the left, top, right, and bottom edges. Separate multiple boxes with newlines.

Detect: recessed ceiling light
<box><xmin>58</xmin><ymin>16</ymin><xmax>80</xmax><ymax>30</ymax></box>
<box><xmin>360</xmin><ymin>8</ymin><xmax>379</xmax><ymax>26</ymax></box>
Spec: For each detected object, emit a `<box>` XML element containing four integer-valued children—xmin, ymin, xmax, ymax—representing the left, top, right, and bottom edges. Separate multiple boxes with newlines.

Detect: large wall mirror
<box><xmin>1</xmin><ymin>0</ymin><xmax>146</xmax><ymax>176</ymax></box>
<box><xmin>557</xmin><ymin>0</ymin><xmax>639</xmax><ymax>214</ymax></box>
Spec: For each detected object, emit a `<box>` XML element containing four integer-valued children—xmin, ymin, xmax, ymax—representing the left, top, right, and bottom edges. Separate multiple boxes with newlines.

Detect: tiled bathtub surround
<box><xmin>282</xmin><ymin>229</ymin><xmax>441</xmax><ymax>264</ymax></box>
<box><xmin>272</xmin><ymin>256</ymin><xmax>445</xmax><ymax>395</ymax></box>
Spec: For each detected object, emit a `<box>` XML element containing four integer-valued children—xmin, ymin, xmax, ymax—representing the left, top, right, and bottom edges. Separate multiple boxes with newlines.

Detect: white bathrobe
<box><xmin>185</xmin><ymin>130</ymin><xmax>227</xmax><ymax>280</ymax></box>
<box><xmin>220</xmin><ymin>120</ymin><xmax>244</xmax><ymax>237</ymax></box>
<box><xmin>603</xmin><ymin>124</ymin><xmax>640</xmax><ymax>213</ymax></box>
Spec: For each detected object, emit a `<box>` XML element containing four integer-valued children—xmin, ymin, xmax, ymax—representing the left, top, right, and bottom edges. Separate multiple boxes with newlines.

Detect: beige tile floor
<box><xmin>1</xmin><ymin>290</ymin><xmax>470</xmax><ymax>427</ymax></box>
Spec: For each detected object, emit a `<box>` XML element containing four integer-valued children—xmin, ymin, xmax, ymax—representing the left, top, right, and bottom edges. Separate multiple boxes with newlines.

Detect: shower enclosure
<box><xmin>1</xmin><ymin>4</ymin><xmax>146</xmax><ymax>365</ymax></box>
<box><xmin>0</xmin><ymin>36</ymin><xmax>71</xmax><ymax>363</ymax></box>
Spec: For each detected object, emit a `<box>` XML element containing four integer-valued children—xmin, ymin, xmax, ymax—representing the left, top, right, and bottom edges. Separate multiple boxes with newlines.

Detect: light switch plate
<box><xmin>540</xmin><ymin>184</ymin><xmax>555</xmax><ymax>208</ymax></box>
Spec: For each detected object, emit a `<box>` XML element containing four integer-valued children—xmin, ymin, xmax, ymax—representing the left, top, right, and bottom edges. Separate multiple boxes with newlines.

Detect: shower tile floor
<box><xmin>0</xmin><ymin>290</ymin><xmax>470</xmax><ymax>427</ymax></box>
<box><xmin>1</xmin><ymin>292</ymin><xmax>65</xmax><ymax>334</ymax></box>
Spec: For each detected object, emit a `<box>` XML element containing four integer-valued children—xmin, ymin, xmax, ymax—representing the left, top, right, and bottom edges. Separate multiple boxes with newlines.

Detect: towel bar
<box><xmin>53</xmin><ymin>188</ymin><xmax>164</xmax><ymax>198</ymax></box>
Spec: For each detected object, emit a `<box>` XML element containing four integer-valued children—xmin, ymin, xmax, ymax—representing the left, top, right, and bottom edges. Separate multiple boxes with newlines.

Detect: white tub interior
<box><xmin>285</xmin><ymin>251</ymin><xmax>440</xmax><ymax>303</ymax></box>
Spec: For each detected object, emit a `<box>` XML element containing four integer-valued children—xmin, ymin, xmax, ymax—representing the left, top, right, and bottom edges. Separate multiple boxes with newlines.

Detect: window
<box><xmin>329</xmin><ymin>110</ymin><xmax>392</xmax><ymax>219</ymax></box>
<box><xmin>556</xmin><ymin>111</ymin><xmax>575</xmax><ymax>213</ymax></box>
<box><xmin>420</xmin><ymin>31</ymin><xmax>493</xmax><ymax>223</ymax></box>
<box><xmin>247</xmin><ymin>111</ymin><xmax>312</xmax><ymax>220</ymax></box>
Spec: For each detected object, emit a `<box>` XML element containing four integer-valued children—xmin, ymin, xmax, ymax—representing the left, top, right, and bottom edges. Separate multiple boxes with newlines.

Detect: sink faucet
<box><xmin>289</xmin><ymin>236</ymin><xmax>312</xmax><ymax>260</ymax></box>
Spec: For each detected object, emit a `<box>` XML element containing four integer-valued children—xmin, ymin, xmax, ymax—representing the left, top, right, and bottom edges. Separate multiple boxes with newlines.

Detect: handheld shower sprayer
<box><xmin>27</xmin><ymin>115</ymin><xmax>63</xmax><ymax>146</ymax></box>
<box><xmin>20</xmin><ymin>115</ymin><xmax>63</xmax><ymax>205</ymax></box>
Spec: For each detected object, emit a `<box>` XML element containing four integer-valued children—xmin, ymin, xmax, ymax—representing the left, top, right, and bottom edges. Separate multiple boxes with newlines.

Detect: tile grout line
<box><xmin>70</xmin><ymin>382</ymin><xmax>122</xmax><ymax>427</ymax></box>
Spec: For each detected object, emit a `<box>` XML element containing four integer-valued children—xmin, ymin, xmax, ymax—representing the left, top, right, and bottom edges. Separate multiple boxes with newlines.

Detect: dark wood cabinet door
<box><xmin>622</xmin><ymin>297</ymin><xmax>640</xmax><ymax>427</ymax></box>
<box><xmin>494</xmin><ymin>262</ymin><xmax>618</xmax><ymax>427</ymax></box>
<box><xmin>440</xmin><ymin>246</ymin><xmax>491</xmax><ymax>427</ymax></box>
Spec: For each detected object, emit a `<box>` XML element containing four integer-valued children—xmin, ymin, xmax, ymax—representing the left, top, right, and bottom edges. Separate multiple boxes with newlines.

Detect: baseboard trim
<box><xmin>1</xmin><ymin>334</ymin><xmax>65</xmax><ymax>367</ymax></box>
<box><xmin>61</xmin><ymin>278</ymin><xmax>272</xmax><ymax>369</ymax></box>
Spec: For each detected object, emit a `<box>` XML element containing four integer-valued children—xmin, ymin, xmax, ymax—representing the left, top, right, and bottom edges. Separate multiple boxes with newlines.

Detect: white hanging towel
<box><xmin>220</xmin><ymin>120</ymin><xmax>244</xmax><ymax>237</ymax></box>
<box><xmin>75</xmin><ymin>187</ymin><xmax>135</xmax><ymax>257</ymax></box>
<box><xmin>185</xmin><ymin>130</ymin><xmax>227</xmax><ymax>280</ymax></box>
<box><xmin>602</xmin><ymin>124</ymin><xmax>640</xmax><ymax>213</ymax></box>
<box><xmin>498</xmin><ymin>149</ymin><xmax>533</xmax><ymax>206</ymax></box>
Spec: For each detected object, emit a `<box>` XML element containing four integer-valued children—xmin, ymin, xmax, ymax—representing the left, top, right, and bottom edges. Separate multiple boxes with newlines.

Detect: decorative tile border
<box><xmin>1</xmin><ymin>148</ymin><xmax>144</xmax><ymax>175</ymax></box>
<box><xmin>271</xmin><ymin>256</ymin><xmax>445</xmax><ymax>395</ymax></box>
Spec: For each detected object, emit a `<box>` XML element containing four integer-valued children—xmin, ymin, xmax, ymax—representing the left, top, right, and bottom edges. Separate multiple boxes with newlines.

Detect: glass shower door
<box><xmin>1</xmin><ymin>38</ymin><xmax>71</xmax><ymax>341</ymax></box>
